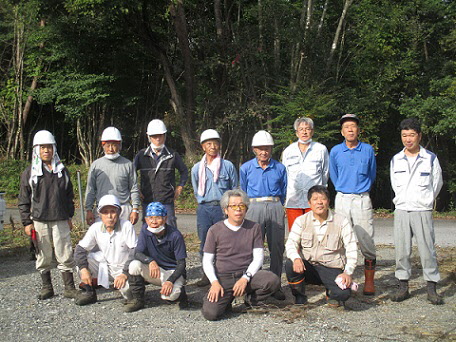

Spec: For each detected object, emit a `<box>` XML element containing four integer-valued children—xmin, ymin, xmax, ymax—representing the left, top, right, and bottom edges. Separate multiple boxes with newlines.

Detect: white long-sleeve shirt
<box><xmin>390</xmin><ymin>146</ymin><xmax>443</xmax><ymax>211</ymax></box>
<box><xmin>282</xmin><ymin>141</ymin><xmax>329</xmax><ymax>209</ymax></box>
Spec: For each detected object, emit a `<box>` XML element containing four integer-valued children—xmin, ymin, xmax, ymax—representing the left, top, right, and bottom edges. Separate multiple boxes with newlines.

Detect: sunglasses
<box><xmin>228</xmin><ymin>204</ymin><xmax>247</xmax><ymax>211</ymax></box>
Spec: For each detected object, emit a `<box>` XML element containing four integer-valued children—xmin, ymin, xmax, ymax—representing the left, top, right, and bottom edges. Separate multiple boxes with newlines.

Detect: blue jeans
<box><xmin>197</xmin><ymin>203</ymin><xmax>224</xmax><ymax>255</ymax></box>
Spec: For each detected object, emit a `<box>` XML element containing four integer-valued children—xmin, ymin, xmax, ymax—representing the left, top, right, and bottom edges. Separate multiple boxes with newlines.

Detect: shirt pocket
<box><xmin>217</xmin><ymin>174</ymin><xmax>231</xmax><ymax>190</ymax></box>
<box><xmin>300</xmin><ymin>232</ymin><xmax>313</xmax><ymax>248</ymax></box>
<box><xmin>393</xmin><ymin>169</ymin><xmax>407</xmax><ymax>187</ymax></box>
<box><xmin>325</xmin><ymin>234</ymin><xmax>342</xmax><ymax>251</ymax></box>
<box><xmin>419</xmin><ymin>168</ymin><xmax>431</xmax><ymax>187</ymax></box>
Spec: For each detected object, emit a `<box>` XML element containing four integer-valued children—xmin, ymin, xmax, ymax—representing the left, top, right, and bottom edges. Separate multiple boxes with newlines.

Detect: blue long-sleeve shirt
<box><xmin>240</xmin><ymin>158</ymin><xmax>287</xmax><ymax>204</ymax></box>
<box><xmin>191</xmin><ymin>159</ymin><xmax>239</xmax><ymax>204</ymax></box>
<box><xmin>329</xmin><ymin>141</ymin><xmax>376</xmax><ymax>194</ymax></box>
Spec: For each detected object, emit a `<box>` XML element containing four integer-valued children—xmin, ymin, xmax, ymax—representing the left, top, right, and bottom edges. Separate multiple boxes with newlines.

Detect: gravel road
<box><xmin>1</xmin><ymin>246</ymin><xmax>455</xmax><ymax>341</ymax></box>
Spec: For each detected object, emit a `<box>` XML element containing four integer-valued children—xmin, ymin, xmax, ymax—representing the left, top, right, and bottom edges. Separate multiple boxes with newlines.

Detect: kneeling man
<box><xmin>202</xmin><ymin>189</ymin><xmax>281</xmax><ymax>321</ymax></box>
<box><xmin>126</xmin><ymin>202</ymin><xmax>188</xmax><ymax>312</ymax></box>
<box><xmin>285</xmin><ymin>185</ymin><xmax>358</xmax><ymax>306</ymax></box>
<box><xmin>74</xmin><ymin>194</ymin><xmax>137</xmax><ymax>305</ymax></box>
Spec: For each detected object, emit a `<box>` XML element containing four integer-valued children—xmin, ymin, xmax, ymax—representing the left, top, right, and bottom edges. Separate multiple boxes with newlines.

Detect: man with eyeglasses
<box><xmin>85</xmin><ymin>127</ymin><xmax>141</xmax><ymax>225</ymax></box>
<box><xmin>240</xmin><ymin>130</ymin><xmax>288</xmax><ymax>300</ymax></box>
<box><xmin>201</xmin><ymin>189</ymin><xmax>280</xmax><ymax>321</ymax></box>
<box><xmin>329</xmin><ymin>114</ymin><xmax>377</xmax><ymax>295</ymax></box>
<box><xmin>282</xmin><ymin>117</ymin><xmax>329</xmax><ymax>231</ymax></box>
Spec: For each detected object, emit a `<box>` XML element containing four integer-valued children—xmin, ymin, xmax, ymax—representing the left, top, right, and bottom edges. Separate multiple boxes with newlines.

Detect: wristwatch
<box><xmin>132</xmin><ymin>208</ymin><xmax>140</xmax><ymax>214</ymax></box>
<box><xmin>244</xmin><ymin>272</ymin><xmax>252</xmax><ymax>281</ymax></box>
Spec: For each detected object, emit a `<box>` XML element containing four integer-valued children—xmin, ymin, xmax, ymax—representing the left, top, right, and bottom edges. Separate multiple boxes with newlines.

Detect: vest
<box><xmin>299</xmin><ymin>212</ymin><xmax>347</xmax><ymax>269</ymax></box>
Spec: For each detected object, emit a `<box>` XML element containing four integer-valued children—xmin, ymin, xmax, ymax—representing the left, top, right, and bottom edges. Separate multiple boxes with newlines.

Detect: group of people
<box><xmin>18</xmin><ymin>114</ymin><xmax>444</xmax><ymax>321</ymax></box>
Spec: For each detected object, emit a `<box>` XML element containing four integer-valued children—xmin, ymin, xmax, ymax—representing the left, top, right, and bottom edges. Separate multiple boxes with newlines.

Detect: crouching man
<box><xmin>125</xmin><ymin>202</ymin><xmax>188</xmax><ymax>312</ymax></box>
<box><xmin>74</xmin><ymin>194</ymin><xmax>137</xmax><ymax>305</ymax></box>
<box><xmin>285</xmin><ymin>185</ymin><xmax>358</xmax><ymax>307</ymax></box>
<box><xmin>201</xmin><ymin>189</ymin><xmax>281</xmax><ymax>321</ymax></box>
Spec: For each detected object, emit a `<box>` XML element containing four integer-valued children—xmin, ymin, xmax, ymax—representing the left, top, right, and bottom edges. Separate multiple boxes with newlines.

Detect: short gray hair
<box><xmin>293</xmin><ymin>117</ymin><xmax>314</xmax><ymax>130</ymax></box>
<box><xmin>220</xmin><ymin>189</ymin><xmax>250</xmax><ymax>210</ymax></box>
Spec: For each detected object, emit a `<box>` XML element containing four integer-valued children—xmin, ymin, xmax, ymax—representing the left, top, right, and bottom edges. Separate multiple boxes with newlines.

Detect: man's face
<box><xmin>296</xmin><ymin>122</ymin><xmax>314</xmax><ymax>142</ymax></box>
<box><xmin>99</xmin><ymin>205</ymin><xmax>119</xmax><ymax>229</ymax></box>
<box><xmin>401</xmin><ymin>129</ymin><xmax>421</xmax><ymax>152</ymax></box>
<box><xmin>224</xmin><ymin>196</ymin><xmax>247</xmax><ymax>226</ymax></box>
<box><xmin>201</xmin><ymin>139</ymin><xmax>221</xmax><ymax>157</ymax></box>
<box><xmin>145</xmin><ymin>215</ymin><xmax>166</xmax><ymax>229</ymax></box>
<box><xmin>149</xmin><ymin>134</ymin><xmax>166</xmax><ymax>147</ymax></box>
<box><xmin>341</xmin><ymin>120</ymin><xmax>360</xmax><ymax>144</ymax></box>
<box><xmin>39</xmin><ymin>144</ymin><xmax>54</xmax><ymax>162</ymax></box>
<box><xmin>253</xmin><ymin>145</ymin><xmax>272</xmax><ymax>163</ymax></box>
<box><xmin>103</xmin><ymin>141</ymin><xmax>120</xmax><ymax>155</ymax></box>
<box><xmin>308</xmin><ymin>192</ymin><xmax>330</xmax><ymax>217</ymax></box>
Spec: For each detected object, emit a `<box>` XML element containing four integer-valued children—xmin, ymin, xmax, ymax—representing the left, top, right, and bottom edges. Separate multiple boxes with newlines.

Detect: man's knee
<box><xmin>201</xmin><ymin>304</ymin><xmax>220</xmax><ymax>321</ymax></box>
<box><xmin>129</xmin><ymin>260</ymin><xmax>143</xmax><ymax>276</ymax></box>
<box><xmin>329</xmin><ymin>287</ymin><xmax>351</xmax><ymax>302</ymax></box>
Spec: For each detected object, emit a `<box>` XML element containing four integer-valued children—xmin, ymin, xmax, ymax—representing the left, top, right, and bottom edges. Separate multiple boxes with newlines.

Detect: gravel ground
<box><xmin>1</xmin><ymin>247</ymin><xmax>455</xmax><ymax>342</ymax></box>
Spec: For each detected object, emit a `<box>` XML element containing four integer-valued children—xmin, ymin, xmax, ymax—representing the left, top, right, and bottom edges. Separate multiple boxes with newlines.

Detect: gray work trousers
<box><xmin>394</xmin><ymin>209</ymin><xmax>440</xmax><ymax>282</ymax></box>
<box><xmin>245</xmin><ymin>201</ymin><xmax>285</xmax><ymax>277</ymax></box>
<box><xmin>335</xmin><ymin>192</ymin><xmax>376</xmax><ymax>260</ymax></box>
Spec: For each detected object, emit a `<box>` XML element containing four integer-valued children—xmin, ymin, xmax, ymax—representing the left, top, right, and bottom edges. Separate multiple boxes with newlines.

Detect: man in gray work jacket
<box><xmin>85</xmin><ymin>127</ymin><xmax>141</xmax><ymax>225</ymax></box>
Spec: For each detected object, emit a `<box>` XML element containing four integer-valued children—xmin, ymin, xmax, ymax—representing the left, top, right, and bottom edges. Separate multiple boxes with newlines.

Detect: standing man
<box><xmin>390</xmin><ymin>118</ymin><xmax>443</xmax><ymax>305</ymax></box>
<box><xmin>134</xmin><ymin>119</ymin><xmax>189</xmax><ymax>228</ymax></box>
<box><xmin>18</xmin><ymin>130</ymin><xmax>78</xmax><ymax>300</ymax></box>
<box><xmin>85</xmin><ymin>127</ymin><xmax>140</xmax><ymax>225</ymax></box>
<box><xmin>201</xmin><ymin>189</ymin><xmax>281</xmax><ymax>321</ymax></box>
<box><xmin>74</xmin><ymin>194</ymin><xmax>137</xmax><ymax>306</ymax></box>
<box><xmin>240</xmin><ymin>130</ymin><xmax>287</xmax><ymax>300</ymax></box>
<box><xmin>126</xmin><ymin>202</ymin><xmax>188</xmax><ymax>312</ymax></box>
<box><xmin>191</xmin><ymin>129</ymin><xmax>239</xmax><ymax>287</ymax></box>
<box><xmin>282</xmin><ymin>117</ymin><xmax>329</xmax><ymax>231</ymax></box>
<box><xmin>329</xmin><ymin>114</ymin><xmax>377</xmax><ymax>295</ymax></box>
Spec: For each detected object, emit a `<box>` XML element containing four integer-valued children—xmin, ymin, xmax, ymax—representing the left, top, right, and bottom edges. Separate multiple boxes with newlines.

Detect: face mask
<box><xmin>147</xmin><ymin>225</ymin><xmax>165</xmax><ymax>234</ymax></box>
<box><xmin>104</xmin><ymin>153</ymin><xmax>120</xmax><ymax>160</ymax></box>
<box><xmin>298</xmin><ymin>139</ymin><xmax>312</xmax><ymax>145</ymax></box>
<box><xmin>150</xmin><ymin>142</ymin><xmax>164</xmax><ymax>151</ymax></box>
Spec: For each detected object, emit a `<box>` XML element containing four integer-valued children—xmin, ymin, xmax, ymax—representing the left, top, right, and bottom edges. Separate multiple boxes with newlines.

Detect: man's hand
<box><xmin>68</xmin><ymin>219</ymin><xmax>73</xmax><ymax>230</ymax></box>
<box><xmin>86</xmin><ymin>210</ymin><xmax>95</xmax><ymax>225</ymax></box>
<box><xmin>113</xmin><ymin>274</ymin><xmax>128</xmax><ymax>289</ymax></box>
<box><xmin>80</xmin><ymin>268</ymin><xmax>92</xmax><ymax>286</ymax></box>
<box><xmin>24</xmin><ymin>224</ymin><xmax>34</xmax><ymax>236</ymax></box>
<box><xmin>160</xmin><ymin>281</ymin><xmax>174</xmax><ymax>296</ymax></box>
<box><xmin>149</xmin><ymin>260</ymin><xmax>160</xmax><ymax>279</ymax></box>
<box><xmin>129</xmin><ymin>211</ymin><xmax>139</xmax><ymax>225</ymax></box>
<box><xmin>233</xmin><ymin>277</ymin><xmax>248</xmax><ymax>297</ymax></box>
<box><xmin>207</xmin><ymin>280</ymin><xmax>224</xmax><ymax>303</ymax></box>
<box><xmin>174</xmin><ymin>185</ymin><xmax>183</xmax><ymax>200</ymax></box>
<box><xmin>337</xmin><ymin>272</ymin><xmax>352</xmax><ymax>288</ymax></box>
<box><xmin>293</xmin><ymin>258</ymin><xmax>306</xmax><ymax>274</ymax></box>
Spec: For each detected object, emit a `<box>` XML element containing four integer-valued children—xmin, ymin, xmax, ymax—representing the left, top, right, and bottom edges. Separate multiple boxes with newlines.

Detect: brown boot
<box><xmin>38</xmin><ymin>271</ymin><xmax>54</xmax><ymax>300</ymax></box>
<box><xmin>390</xmin><ymin>280</ymin><xmax>410</xmax><ymax>302</ymax></box>
<box><xmin>363</xmin><ymin>259</ymin><xmax>376</xmax><ymax>295</ymax></box>
<box><xmin>62</xmin><ymin>272</ymin><xmax>79</xmax><ymax>299</ymax></box>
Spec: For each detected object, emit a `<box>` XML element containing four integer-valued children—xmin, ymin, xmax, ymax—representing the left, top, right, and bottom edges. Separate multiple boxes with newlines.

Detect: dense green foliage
<box><xmin>1</xmin><ymin>0</ymin><xmax>455</xmax><ymax>209</ymax></box>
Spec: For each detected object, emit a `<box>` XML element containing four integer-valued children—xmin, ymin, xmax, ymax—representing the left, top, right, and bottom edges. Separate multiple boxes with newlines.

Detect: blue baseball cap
<box><xmin>145</xmin><ymin>202</ymin><xmax>167</xmax><ymax>217</ymax></box>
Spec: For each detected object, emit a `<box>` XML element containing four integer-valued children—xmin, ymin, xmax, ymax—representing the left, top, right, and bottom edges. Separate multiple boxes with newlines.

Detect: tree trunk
<box><xmin>327</xmin><ymin>0</ymin><xmax>353</xmax><ymax>70</ymax></box>
<box><xmin>317</xmin><ymin>0</ymin><xmax>329</xmax><ymax>37</ymax></box>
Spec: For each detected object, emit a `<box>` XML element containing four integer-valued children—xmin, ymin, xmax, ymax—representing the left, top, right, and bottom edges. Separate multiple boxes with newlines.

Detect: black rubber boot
<box><xmin>38</xmin><ymin>271</ymin><xmax>54</xmax><ymax>300</ymax></box>
<box><xmin>124</xmin><ymin>275</ymin><xmax>145</xmax><ymax>313</ymax></box>
<box><xmin>178</xmin><ymin>286</ymin><xmax>189</xmax><ymax>309</ymax></box>
<box><xmin>62</xmin><ymin>272</ymin><xmax>78</xmax><ymax>299</ymax></box>
<box><xmin>75</xmin><ymin>283</ymin><xmax>97</xmax><ymax>306</ymax></box>
<box><xmin>427</xmin><ymin>281</ymin><xmax>443</xmax><ymax>305</ymax></box>
<box><xmin>290</xmin><ymin>282</ymin><xmax>308</xmax><ymax>305</ymax></box>
<box><xmin>390</xmin><ymin>280</ymin><xmax>410</xmax><ymax>302</ymax></box>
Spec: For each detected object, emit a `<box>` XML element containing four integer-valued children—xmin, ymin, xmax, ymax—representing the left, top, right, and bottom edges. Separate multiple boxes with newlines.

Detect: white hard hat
<box><xmin>101</xmin><ymin>127</ymin><xmax>122</xmax><ymax>142</ymax></box>
<box><xmin>200</xmin><ymin>129</ymin><xmax>221</xmax><ymax>143</ymax></box>
<box><xmin>147</xmin><ymin>119</ymin><xmax>167</xmax><ymax>135</ymax></box>
<box><xmin>251</xmin><ymin>130</ymin><xmax>274</xmax><ymax>147</ymax></box>
<box><xmin>33</xmin><ymin>130</ymin><xmax>56</xmax><ymax>147</ymax></box>
<box><xmin>97</xmin><ymin>194</ymin><xmax>121</xmax><ymax>213</ymax></box>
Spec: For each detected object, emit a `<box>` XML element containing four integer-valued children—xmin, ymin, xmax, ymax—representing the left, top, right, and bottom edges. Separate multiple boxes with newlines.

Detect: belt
<box><xmin>218</xmin><ymin>271</ymin><xmax>244</xmax><ymax>279</ymax></box>
<box><xmin>250</xmin><ymin>196</ymin><xmax>280</xmax><ymax>203</ymax></box>
<box><xmin>338</xmin><ymin>192</ymin><xmax>369</xmax><ymax>197</ymax></box>
<box><xmin>201</xmin><ymin>200</ymin><xmax>220</xmax><ymax>206</ymax></box>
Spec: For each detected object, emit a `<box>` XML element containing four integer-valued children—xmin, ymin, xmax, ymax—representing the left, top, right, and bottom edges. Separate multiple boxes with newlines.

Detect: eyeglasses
<box><xmin>227</xmin><ymin>204</ymin><xmax>247</xmax><ymax>211</ymax></box>
<box><xmin>297</xmin><ymin>128</ymin><xmax>313</xmax><ymax>132</ymax></box>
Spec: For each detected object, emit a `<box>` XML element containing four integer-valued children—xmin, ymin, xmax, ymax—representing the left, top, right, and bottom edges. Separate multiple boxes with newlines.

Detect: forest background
<box><xmin>0</xmin><ymin>0</ymin><xmax>455</xmax><ymax>211</ymax></box>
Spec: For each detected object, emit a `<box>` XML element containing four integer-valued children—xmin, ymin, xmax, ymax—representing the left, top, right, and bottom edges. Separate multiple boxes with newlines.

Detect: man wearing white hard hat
<box><xmin>281</xmin><ymin>117</ymin><xmax>329</xmax><ymax>231</ymax></box>
<box><xmin>85</xmin><ymin>127</ymin><xmax>140</xmax><ymax>226</ymax></box>
<box><xmin>191</xmin><ymin>129</ymin><xmax>239</xmax><ymax>287</ymax></box>
<box><xmin>240</xmin><ymin>130</ymin><xmax>287</xmax><ymax>300</ymax></box>
<box><xmin>134</xmin><ymin>119</ymin><xmax>188</xmax><ymax>228</ymax></box>
<box><xmin>74</xmin><ymin>194</ymin><xmax>138</xmax><ymax>306</ymax></box>
<box><xmin>18</xmin><ymin>130</ymin><xmax>78</xmax><ymax>300</ymax></box>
